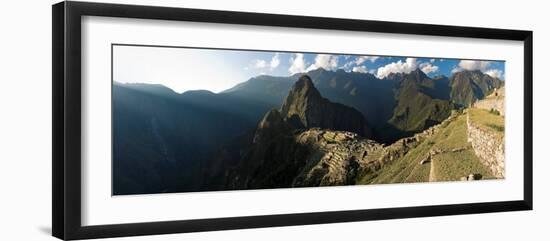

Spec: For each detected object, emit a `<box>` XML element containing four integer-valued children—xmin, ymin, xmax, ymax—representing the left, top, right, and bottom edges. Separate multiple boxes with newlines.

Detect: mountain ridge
<box><xmin>112</xmin><ymin>67</ymin><xmax>505</xmax><ymax>194</ymax></box>
<box><xmin>225</xmin><ymin>75</ymin><xmax>379</xmax><ymax>189</ymax></box>
<box><xmin>279</xmin><ymin>75</ymin><xmax>372</xmax><ymax>137</ymax></box>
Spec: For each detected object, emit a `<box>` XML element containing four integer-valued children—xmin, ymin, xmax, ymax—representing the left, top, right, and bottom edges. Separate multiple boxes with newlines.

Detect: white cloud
<box><xmin>288</xmin><ymin>53</ymin><xmax>307</xmax><ymax>74</ymax></box>
<box><xmin>452</xmin><ymin>60</ymin><xmax>499</xmax><ymax>76</ymax></box>
<box><xmin>376</xmin><ymin>58</ymin><xmax>419</xmax><ymax>78</ymax></box>
<box><xmin>355</xmin><ymin>56</ymin><xmax>380</xmax><ymax>65</ymax></box>
<box><xmin>484</xmin><ymin>69</ymin><xmax>504</xmax><ymax>79</ymax></box>
<box><xmin>270</xmin><ymin>53</ymin><xmax>280</xmax><ymax>70</ymax></box>
<box><xmin>306</xmin><ymin>54</ymin><xmax>339</xmax><ymax>71</ymax></box>
<box><xmin>457</xmin><ymin>60</ymin><xmax>492</xmax><ymax>71</ymax></box>
<box><xmin>352</xmin><ymin>65</ymin><xmax>369</xmax><ymax>73</ymax></box>
<box><xmin>341</xmin><ymin>55</ymin><xmax>380</xmax><ymax>73</ymax></box>
<box><xmin>253</xmin><ymin>59</ymin><xmax>267</xmax><ymax>69</ymax></box>
<box><xmin>369</xmin><ymin>69</ymin><xmax>376</xmax><ymax>74</ymax></box>
<box><xmin>252</xmin><ymin>53</ymin><xmax>280</xmax><ymax>72</ymax></box>
<box><xmin>342</xmin><ymin>61</ymin><xmax>355</xmax><ymax>70</ymax></box>
<box><xmin>419</xmin><ymin>62</ymin><xmax>439</xmax><ymax>75</ymax></box>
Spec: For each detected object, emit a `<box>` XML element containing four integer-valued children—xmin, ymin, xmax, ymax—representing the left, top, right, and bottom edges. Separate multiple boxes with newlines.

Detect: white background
<box><xmin>0</xmin><ymin>0</ymin><xmax>547</xmax><ymax>240</ymax></box>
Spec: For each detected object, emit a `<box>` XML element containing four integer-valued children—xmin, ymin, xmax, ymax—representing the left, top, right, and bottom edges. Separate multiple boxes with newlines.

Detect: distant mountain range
<box><xmin>223</xmin><ymin>68</ymin><xmax>502</xmax><ymax>141</ymax></box>
<box><xmin>112</xmin><ymin>83</ymin><xmax>270</xmax><ymax>194</ymax></box>
<box><xmin>113</xmin><ymin>67</ymin><xmax>503</xmax><ymax>194</ymax></box>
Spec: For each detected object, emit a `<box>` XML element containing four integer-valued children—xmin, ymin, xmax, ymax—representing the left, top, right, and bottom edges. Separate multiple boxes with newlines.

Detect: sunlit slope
<box><xmin>357</xmin><ymin>110</ymin><xmax>499</xmax><ymax>185</ymax></box>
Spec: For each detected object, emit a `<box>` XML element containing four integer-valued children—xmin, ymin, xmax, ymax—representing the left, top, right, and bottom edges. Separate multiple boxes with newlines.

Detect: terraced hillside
<box><xmin>356</xmin><ymin>108</ymin><xmax>504</xmax><ymax>185</ymax></box>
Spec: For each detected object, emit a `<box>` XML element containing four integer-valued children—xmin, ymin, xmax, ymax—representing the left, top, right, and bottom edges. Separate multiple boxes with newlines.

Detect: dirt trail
<box><xmin>428</xmin><ymin>156</ymin><xmax>435</xmax><ymax>182</ymax></box>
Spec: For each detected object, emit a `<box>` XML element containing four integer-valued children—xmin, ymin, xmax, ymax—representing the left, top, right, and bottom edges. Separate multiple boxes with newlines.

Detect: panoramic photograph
<box><xmin>112</xmin><ymin>44</ymin><xmax>506</xmax><ymax>195</ymax></box>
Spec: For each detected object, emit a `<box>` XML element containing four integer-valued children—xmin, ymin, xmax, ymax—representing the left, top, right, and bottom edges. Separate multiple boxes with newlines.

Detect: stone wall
<box><xmin>466</xmin><ymin>113</ymin><xmax>505</xmax><ymax>178</ymax></box>
<box><xmin>473</xmin><ymin>87</ymin><xmax>505</xmax><ymax>116</ymax></box>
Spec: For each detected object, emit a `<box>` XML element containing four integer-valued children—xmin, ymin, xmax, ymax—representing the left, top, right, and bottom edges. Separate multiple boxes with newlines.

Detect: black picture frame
<box><xmin>52</xmin><ymin>1</ymin><xmax>533</xmax><ymax>240</ymax></box>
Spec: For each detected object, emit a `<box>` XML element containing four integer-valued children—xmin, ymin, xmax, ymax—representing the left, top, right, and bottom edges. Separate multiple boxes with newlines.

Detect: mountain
<box><xmin>113</xmin><ymin>68</ymin><xmax>504</xmax><ymax>194</ymax></box>
<box><xmin>223</xmin><ymin>69</ymin><xmax>396</xmax><ymax>130</ymax></box>
<box><xmin>385</xmin><ymin>69</ymin><xmax>456</xmax><ymax>140</ymax></box>
<box><xmin>449</xmin><ymin>70</ymin><xmax>503</xmax><ymax>107</ymax></box>
<box><xmin>279</xmin><ymin>75</ymin><xmax>372</xmax><ymax>137</ymax></box>
<box><xmin>221</xmin><ymin>68</ymin><xmax>502</xmax><ymax>143</ymax></box>
<box><xmin>112</xmin><ymin>82</ymin><xmax>272</xmax><ymax>195</ymax></box>
<box><xmin>302</xmin><ymin>68</ymin><xmax>397</xmax><ymax>128</ymax></box>
<box><xmin>224</xmin><ymin>75</ymin><xmax>380</xmax><ymax>189</ymax></box>
<box><xmin>222</xmin><ymin>75</ymin><xmax>297</xmax><ymax>107</ymax></box>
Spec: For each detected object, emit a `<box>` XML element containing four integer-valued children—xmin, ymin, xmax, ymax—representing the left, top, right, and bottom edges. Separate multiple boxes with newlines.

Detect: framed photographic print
<box><xmin>52</xmin><ymin>1</ymin><xmax>533</xmax><ymax>240</ymax></box>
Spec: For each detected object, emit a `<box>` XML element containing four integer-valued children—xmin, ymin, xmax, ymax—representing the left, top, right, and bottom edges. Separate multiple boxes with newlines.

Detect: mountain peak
<box><xmin>278</xmin><ymin>74</ymin><xmax>372</xmax><ymax>137</ymax></box>
<box><xmin>283</xmin><ymin>75</ymin><xmax>323</xmax><ymax>110</ymax></box>
<box><xmin>281</xmin><ymin>75</ymin><xmax>322</xmax><ymax>120</ymax></box>
<box><xmin>409</xmin><ymin>68</ymin><xmax>428</xmax><ymax>79</ymax></box>
<box><xmin>449</xmin><ymin>68</ymin><xmax>504</xmax><ymax>106</ymax></box>
<box><xmin>294</xmin><ymin>75</ymin><xmax>316</xmax><ymax>91</ymax></box>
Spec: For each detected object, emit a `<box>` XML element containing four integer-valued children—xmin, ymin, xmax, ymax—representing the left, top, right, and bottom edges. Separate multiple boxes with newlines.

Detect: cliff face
<box><xmin>280</xmin><ymin>75</ymin><xmax>372</xmax><ymax>138</ymax></box>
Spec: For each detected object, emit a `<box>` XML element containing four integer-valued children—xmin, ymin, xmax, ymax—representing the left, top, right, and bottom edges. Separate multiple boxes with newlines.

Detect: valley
<box><xmin>112</xmin><ymin>67</ymin><xmax>505</xmax><ymax>194</ymax></box>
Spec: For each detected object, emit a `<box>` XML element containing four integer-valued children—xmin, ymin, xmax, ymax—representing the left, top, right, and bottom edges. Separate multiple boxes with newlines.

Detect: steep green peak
<box><xmin>278</xmin><ymin>74</ymin><xmax>372</xmax><ymax>137</ymax></box>
<box><xmin>294</xmin><ymin>74</ymin><xmax>314</xmax><ymax>89</ymax></box>
<box><xmin>287</xmin><ymin>75</ymin><xmax>322</xmax><ymax>100</ymax></box>
<box><xmin>409</xmin><ymin>68</ymin><xmax>428</xmax><ymax>79</ymax></box>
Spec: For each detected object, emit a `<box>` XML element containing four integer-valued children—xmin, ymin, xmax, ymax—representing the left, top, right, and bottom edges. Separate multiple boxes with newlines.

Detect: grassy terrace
<box><xmin>468</xmin><ymin>108</ymin><xmax>505</xmax><ymax>138</ymax></box>
<box><xmin>430</xmin><ymin>114</ymin><xmax>493</xmax><ymax>181</ymax></box>
<box><xmin>357</xmin><ymin>111</ymin><xmax>494</xmax><ymax>185</ymax></box>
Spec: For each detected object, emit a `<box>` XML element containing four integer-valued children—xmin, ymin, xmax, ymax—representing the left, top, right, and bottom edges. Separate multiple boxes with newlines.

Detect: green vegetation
<box><xmin>358</xmin><ymin>139</ymin><xmax>433</xmax><ymax>184</ymax></box>
<box><xmin>449</xmin><ymin>70</ymin><xmax>503</xmax><ymax>107</ymax></box>
<box><xmin>389</xmin><ymin>91</ymin><xmax>455</xmax><ymax>133</ymax></box>
<box><xmin>429</xmin><ymin>115</ymin><xmax>493</xmax><ymax>181</ymax></box>
<box><xmin>469</xmin><ymin>108</ymin><xmax>504</xmax><ymax>137</ymax></box>
<box><xmin>388</xmin><ymin>72</ymin><xmax>456</xmax><ymax>135</ymax></box>
<box><xmin>357</xmin><ymin>112</ymin><xmax>494</xmax><ymax>184</ymax></box>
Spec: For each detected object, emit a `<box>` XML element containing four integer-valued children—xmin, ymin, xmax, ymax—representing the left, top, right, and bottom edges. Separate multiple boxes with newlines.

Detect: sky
<box><xmin>113</xmin><ymin>45</ymin><xmax>505</xmax><ymax>93</ymax></box>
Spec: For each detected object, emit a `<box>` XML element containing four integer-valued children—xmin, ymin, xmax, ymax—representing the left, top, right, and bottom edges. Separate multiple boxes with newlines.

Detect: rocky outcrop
<box><xmin>280</xmin><ymin>75</ymin><xmax>372</xmax><ymax>138</ymax></box>
<box><xmin>226</xmin><ymin>128</ymin><xmax>383</xmax><ymax>189</ymax></box>
<box><xmin>466</xmin><ymin>112</ymin><xmax>505</xmax><ymax>178</ymax></box>
<box><xmin>473</xmin><ymin>87</ymin><xmax>505</xmax><ymax>116</ymax></box>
